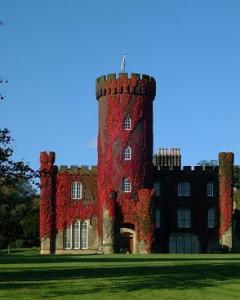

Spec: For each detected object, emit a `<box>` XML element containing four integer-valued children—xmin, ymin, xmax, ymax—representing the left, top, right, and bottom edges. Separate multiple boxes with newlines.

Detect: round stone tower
<box><xmin>96</xmin><ymin>73</ymin><xmax>156</xmax><ymax>253</ymax></box>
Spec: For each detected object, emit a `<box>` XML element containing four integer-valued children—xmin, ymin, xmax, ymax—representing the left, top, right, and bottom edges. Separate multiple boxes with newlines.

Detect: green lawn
<box><xmin>1</xmin><ymin>249</ymin><xmax>240</xmax><ymax>299</ymax></box>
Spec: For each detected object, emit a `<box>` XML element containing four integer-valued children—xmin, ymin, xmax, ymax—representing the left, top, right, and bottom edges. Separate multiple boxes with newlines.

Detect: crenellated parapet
<box><xmin>153</xmin><ymin>164</ymin><xmax>219</xmax><ymax>174</ymax></box>
<box><xmin>96</xmin><ymin>73</ymin><xmax>156</xmax><ymax>100</ymax></box>
<box><xmin>58</xmin><ymin>165</ymin><xmax>97</xmax><ymax>175</ymax></box>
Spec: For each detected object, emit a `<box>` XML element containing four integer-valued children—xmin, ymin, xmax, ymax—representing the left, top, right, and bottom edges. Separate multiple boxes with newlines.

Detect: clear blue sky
<box><xmin>1</xmin><ymin>0</ymin><xmax>240</xmax><ymax>171</ymax></box>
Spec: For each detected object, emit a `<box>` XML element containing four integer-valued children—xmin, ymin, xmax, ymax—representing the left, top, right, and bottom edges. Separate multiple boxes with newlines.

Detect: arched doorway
<box><xmin>119</xmin><ymin>227</ymin><xmax>137</xmax><ymax>254</ymax></box>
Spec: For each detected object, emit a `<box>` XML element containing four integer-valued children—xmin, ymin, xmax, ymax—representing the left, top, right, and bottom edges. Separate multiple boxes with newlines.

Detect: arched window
<box><xmin>81</xmin><ymin>221</ymin><xmax>88</xmax><ymax>249</ymax></box>
<box><xmin>178</xmin><ymin>182</ymin><xmax>191</xmax><ymax>197</ymax></box>
<box><xmin>124</xmin><ymin>117</ymin><xmax>131</xmax><ymax>130</ymax></box>
<box><xmin>123</xmin><ymin>146</ymin><xmax>131</xmax><ymax>160</ymax></box>
<box><xmin>123</xmin><ymin>178</ymin><xmax>131</xmax><ymax>193</ymax></box>
<box><xmin>71</xmin><ymin>181</ymin><xmax>83</xmax><ymax>199</ymax></box>
<box><xmin>72</xmin><ymin>221</ymin><xmax>80</xmax><ymax>249</ymax></box>
<box><xmin>207</xmin><ymin>182</ymin><xmax>214</xmax><ymax>197</ymax></box>
<box><xmin>64</xmin><ymin>220</ymin><xmax>89</xmax><ymax>250</ymax></box>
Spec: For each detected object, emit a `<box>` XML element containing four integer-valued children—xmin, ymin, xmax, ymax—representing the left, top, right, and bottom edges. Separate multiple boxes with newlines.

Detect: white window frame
<box><xmin>155</xmin><ymin>209</ymin><xmax>161</xmax><ymax>228</ymax></box>
<box><xmin>207</xmin><ymin>182</ymin><xmax>214</xmax><ymax>197</ymax></box>
<box><xmin>64</xmin><ymin>224</ymin><xmax>72</xmax><ymax>249</ymax></box>
<box><xmin>81</xmin><ymin>221</ymin><xmax>88</xmax><ymax>249</ymax></box>
<box><xmin>154</xmin><ymin>182</ymin><xmax>161</xmax><ymax>197</ymax></box>
<box><xmin>123</xmin><ymin>178</ymin><xmax>131</xmax><ymax>193</ymax></box>
<box><xmin>177</xmin><ymin>208</ymin><xmax>191</xmax><ymax>228</ymax></box>
<box><xmin>71</xmin><ymin>181</ymin><xmax>83</xmax><ymax>200</ymax></box>
<box><xmin>124</xmin><ymin>117</ymin><xmax>131</xmax><ymax>130</ymax></box>
<box><xmin>178</xmin><ymin>182</ymin><xmax>191</xmax><ymax>197</ymax></box>
<box><xmin>123</xmin><ymin>146</ymin><xmax>131</xmax><ymax>160</ymax></box>
<box><xmin>207</xmin><ymin>207</ymin><xmax>216</xmax><ymax>228</ymax></box>
<box><xmin>64</xmin><ymin>220</ymin><xmax>89</xmax><ymax>250</ymax></box>
<box><xmin>72</xmin><ymin>221</ymin><xmax>80</xmax><ymax>249</ymax></box>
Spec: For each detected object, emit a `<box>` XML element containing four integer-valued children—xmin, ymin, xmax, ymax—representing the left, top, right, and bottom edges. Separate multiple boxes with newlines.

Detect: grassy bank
<box><xmin>0</xmin><ymin>249</ymin><xmax>240</xmax><ymax>299</ymax></box>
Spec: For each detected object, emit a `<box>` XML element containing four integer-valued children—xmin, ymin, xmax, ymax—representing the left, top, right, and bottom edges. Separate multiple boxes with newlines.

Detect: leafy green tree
<box><xmin>0</xmin><ymin>180</ymin><xmax>39</xmax><ymax>248</ymax></box>
<box><xmin>0</xmin><ymin>129</ymin><xmax>38</xmax><ymax>251</ymax></box>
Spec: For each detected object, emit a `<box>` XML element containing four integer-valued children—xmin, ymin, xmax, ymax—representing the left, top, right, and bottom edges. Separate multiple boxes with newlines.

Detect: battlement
<box><xmin>96</xmin><ymin>73</ymin><xmax>156</xmax><ymax>100</ymax></box>
<box><xmin>58</xmin><ymin>165</ymin><xmax>97</xmax><ymax>175</ymax></box>
<box><xmin>153</xmin><ymin>165</ymin><xmax>218</xmax><ymax>173</ymax></box>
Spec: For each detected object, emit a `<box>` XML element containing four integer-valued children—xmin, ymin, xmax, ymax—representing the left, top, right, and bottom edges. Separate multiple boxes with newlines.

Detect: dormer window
<box><xmin>71</xmin><ymin>181</ymin><xmax>83</xmax><ymax>199</ymax></box>
<box><xmin>124</xmin><ymin>117</ymin><xmax>131</xmax><ymax>130</ymax></box>
<box><xmin>123</xmin><ymin>146</ymin><xmax>131</xmax><ymax>160</ymax></box>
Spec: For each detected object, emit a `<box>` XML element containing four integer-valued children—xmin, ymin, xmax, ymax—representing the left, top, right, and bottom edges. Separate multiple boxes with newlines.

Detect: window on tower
<box><xmin>123</xmin><ymin>146</ymin><xmax>131</xmax><ymax>160</ymax></box>
<box><xmin>123</xmin><ymin>178</ymin><xmax>132</xmax><ymax>193</ymax></box>
<box><xmin>124</xmin><ymin>117</ymin><xmax>131</xmax><ymax>130</ymax></box>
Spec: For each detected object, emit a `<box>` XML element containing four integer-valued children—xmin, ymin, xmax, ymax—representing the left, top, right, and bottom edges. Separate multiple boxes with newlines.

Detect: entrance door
<box><xmin>119</xmin><ymin>232</ymin><xmax>133</xmax><ymax>253</ymax></box>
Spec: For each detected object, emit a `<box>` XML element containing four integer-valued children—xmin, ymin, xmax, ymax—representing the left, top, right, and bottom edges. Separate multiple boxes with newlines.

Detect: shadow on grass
<box><xmin>1</xmin><ymin>249</ymin><xmax>240</xmax><ymax>265</ymax></box>
<box><xmin>1</xmin><ymin>254</ymin><xmax>240</xmax><ymax>297</ymax></box>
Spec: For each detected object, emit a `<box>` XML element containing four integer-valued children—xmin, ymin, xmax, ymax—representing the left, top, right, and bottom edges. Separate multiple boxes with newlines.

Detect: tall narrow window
<box><xmin>207</xmin><ymin>182</ymin><xmax>214</xmax><ymax>197</ymax></box>
<box><xmin>154</xmin><ymin>182</ymin><xmax>161</xmax><ymax>197</ymax></box>
<box><xmin>72</xmin><ymin>221</ymin><xmax>80</xmax><ymax>249</ymax></box>
<box><xmin>208</xmin><ymin>207</ymin><xmax>216</xmax><ymax>228</ymax></box>
<box><xmin>155</xmin><ymin>209</ymin><xmax>161</xmax><ymax>228</ymax></box>
<box><xmin>124</xmin><ymin>117</ymin><xmax>131</xmax><ymax>130</ymax></box>
<box><xmin>123</xmin><ymin>147</ymin><xmax>131</xmax><ymax>160</ymax></box>
<box><xmin>71</xmin><ymin>181</ymin><xmax>83</xmax><ymax>199</ymax></box>
<box><xmin>123</xmin><ymin>178</ymin><xmax>131</xmax><ymax>192</ymax></box>
<box><xmin>178</xmin><ymin>208</ymin><xmax>191</xmax><ymax>228</ymax></box>
<box><xmin>64</xmin><ymin>224</ymin><xmax>72</xmax><ymax>249</ymax></box>
<box><xmin>178</xmin><ymin>182</ymin><xmax>191</xmax><ymax>197</ymax></box>
<box><xmin>81</xmin><ymin>221</ymin><xmax>88</xmax><ymax>249</ymax></box>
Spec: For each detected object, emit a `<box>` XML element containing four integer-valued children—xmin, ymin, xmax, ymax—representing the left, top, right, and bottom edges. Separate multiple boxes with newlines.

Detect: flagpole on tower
<box><xmin>120</xmin><ymin>53</ymin><xmax>127</xmax><ymax>73</ymax></box>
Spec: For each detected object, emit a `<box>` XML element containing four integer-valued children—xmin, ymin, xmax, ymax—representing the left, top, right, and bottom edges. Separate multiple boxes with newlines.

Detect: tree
<box><xmin>0</xmin><ymin>130</ymin><xmax>38</xmax><ymax>251</ymax></box>
<box><xmin>0</xmin><ymin>180</ymin><xmax>39</xmax><ymax>249</ymax></box>
<box><xmin>0</xmin><ymin>128</ymin><xmax>36</xmax><ymax>186</ymax></box>
<box><xmin>197</xmin><ymin>159</ymin><xmax>219</xmax><ymax>167</ymax></box>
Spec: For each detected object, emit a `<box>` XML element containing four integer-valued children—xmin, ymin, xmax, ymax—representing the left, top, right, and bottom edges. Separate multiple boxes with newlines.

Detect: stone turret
<box><xmin>218</xmin><ymin>152</ymin><xmax>234</xmax><ymax>251</ymax></box>
<box><xmin>39</xmin><ymin>151</ymin><xmax>57</xmax><ymax>254</ymax></box>
<box><xmin>96</xmin><ymin>73</ymin><xmax>156</xmax><ymax>253</ymax></box>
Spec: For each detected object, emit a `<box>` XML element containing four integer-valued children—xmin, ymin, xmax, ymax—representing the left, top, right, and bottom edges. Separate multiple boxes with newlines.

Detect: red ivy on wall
<box><xmin>40</xmin><ymin>151</ymin><xmax>97</xmax><ymax>239</ymax></box>
<box><xmin>39</xmin><ymin>152</ymin><xmax>56</xmax><ymax>239</ymax></box>
<box><xmin>55</xmin><ymin>172</ymin><xmax>97</xmax><ymax>231</ymax></box>
<box><xmin>97</xmin><ymin>75</ymin><xmax>155</xmax><ymax>250</ymax></box>
<box><xmin>219</xmin><ymin>152</ymin><xmax>234</xmax><ymax>235</ymax></box>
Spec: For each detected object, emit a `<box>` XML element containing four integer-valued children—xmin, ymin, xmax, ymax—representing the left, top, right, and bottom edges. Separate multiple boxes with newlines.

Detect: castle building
<box><xmin>40</xmin><ymin>73</ymin><xmax>237</xmax><ymax>254</ymax></box>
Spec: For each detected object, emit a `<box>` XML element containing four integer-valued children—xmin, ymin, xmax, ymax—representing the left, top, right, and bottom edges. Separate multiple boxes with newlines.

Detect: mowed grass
<box><xmin>1</xmin><ymin>249</ymin><xmax>240</xmax><ymax>300</ymax></box>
